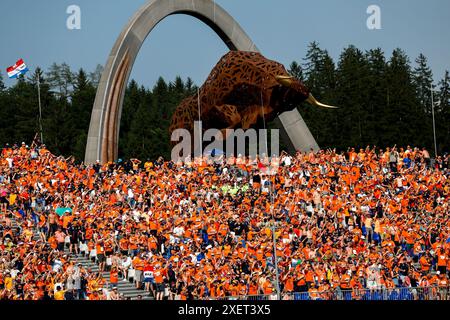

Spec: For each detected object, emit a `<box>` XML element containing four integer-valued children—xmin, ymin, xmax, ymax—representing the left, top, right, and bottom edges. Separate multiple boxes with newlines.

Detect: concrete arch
<box><xmin>85</xmin><ymin>0</ymin><xmax>318</xmax><ymax>164</ymax></box>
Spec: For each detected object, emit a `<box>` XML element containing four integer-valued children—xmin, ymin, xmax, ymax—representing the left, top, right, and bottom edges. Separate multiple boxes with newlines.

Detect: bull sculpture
<box><xmin>169</xmin><ymin>51</ymin><xmax>336</xmax><ymax>143</ymax></box>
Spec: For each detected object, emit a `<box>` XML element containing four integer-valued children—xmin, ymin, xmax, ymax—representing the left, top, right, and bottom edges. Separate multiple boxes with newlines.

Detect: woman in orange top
<box><xmin>109</xmin><ymin>267</ymin><xmax>119</xmax><ymax>289</ymax></box>
<box><xmin>153</xmin><ymin>265</ymin><xmax>165</xmax><ymax>300</ymax></box>
<box><xmin>436</xmin><ymin>248</ymin><xmax>448</xmax><ymax>274</ymax></box>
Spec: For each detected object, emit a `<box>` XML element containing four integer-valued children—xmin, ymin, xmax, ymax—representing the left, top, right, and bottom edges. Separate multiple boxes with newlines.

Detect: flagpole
<box><xmin>430</xmin><ymin>85</ymin><xmax>438</xmax><ymax>158</ymax></box>
<box><xmin>197</xmin><ymin>87</ymin><xmax>202</xmax><ymax>157</ymax></box>
<box><xmin>37</xmin><ymin>72</ymin><xmax>44</xmax><ymax>144</ymax></box>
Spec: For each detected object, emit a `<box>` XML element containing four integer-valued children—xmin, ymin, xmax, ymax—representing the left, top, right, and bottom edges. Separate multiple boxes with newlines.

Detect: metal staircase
<box><xmin>68</xmin><ymin>251</ymin><xmax>153</xmax><ymax>300</ymax></box>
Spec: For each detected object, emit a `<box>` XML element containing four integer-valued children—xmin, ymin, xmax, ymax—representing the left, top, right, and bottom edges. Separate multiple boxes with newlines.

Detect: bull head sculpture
<box><xmin>169</xmin><ymin>51</ymin><xmax>337</xmax><ymax>143</ymax></box>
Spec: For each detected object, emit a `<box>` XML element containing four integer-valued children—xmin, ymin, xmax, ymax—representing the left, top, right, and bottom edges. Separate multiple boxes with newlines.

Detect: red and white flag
<box><xmin>7</xmin><ymin>58</ymin><xmax>29</xmax><ymax>79</ymax></box>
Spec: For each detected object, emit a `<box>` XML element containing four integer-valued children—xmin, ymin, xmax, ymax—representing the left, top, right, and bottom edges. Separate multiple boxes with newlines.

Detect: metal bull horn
<box><xmin>275</xmin><ymin>75</ymin><xmax>338</xmax><ymax>109</ymax></box>
<box><xmin>306</xmin><ymin>94</ymin><xmax>338</xmax><ymax>109</ymax></box>
<box><xmin>275</xmin><ymin>75</ymin><xmax>294</xmax><ymax>87</ymax></box>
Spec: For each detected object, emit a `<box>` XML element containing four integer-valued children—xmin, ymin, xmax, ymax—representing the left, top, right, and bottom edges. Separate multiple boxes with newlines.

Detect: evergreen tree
<box><xmin>334</xmin><ymin>45</ymin><xmax>370</xmax><ymax>148</ymax></box>
<box><xmin>126</xmin><ymin>99</ymin><xmax>164</xmax><ymax>160</ymax></box>
<box><xmin>385</xmin><ymin>49</ymin><xmax>425</xmax><ymax>148</ymax></box>
<box><xmin>365</xmin><ymin>48</ymin><xmax>388</xmax><ymax>147</ymax></box>
<box><xmin>152</xmin><ymin>77</ymin><xmax>170</xmax><ymax>119</ymax></box>
<box><xmin>185</xmin><ymin>77</ymin><xmax>197</xmax><ymax>96</ymax></box>
<box><xmin>120</xmin><ymin>76</ymin><xmax>197</xmax><ymax>160</ymax></box>
<box><xmin>0</xmin><ymin>71</ymin><xmax>5</xmax><ymax>91</ymax></box>
<box><xmin>437</xmin><ymin>70</ymin><xmax>450</xmax><ymax>153</ymax></box>
<box><xmin>0</xmin><ymin>71</ymin><xmax>13</xmax><ymax>145</ymax></box>
<box><xmin>89</xmin><ymin>64</ymin><xmax>104</xmax><ymax>88</ymax></box>
<box><xmin>71</xmin><ymin>69</ymin><xmax>96</xmax><ymax>160</ymax></box>
<box><xmin>118</xmin><ymin>80</ymin><xmax>142</xmax><ymax>158</ymax></box>
<box><xmin>301</xmin><ymin>42</ymin><xmax>337</xmax><ymax>146</ymax></box>
<box><xmin>46</xmin><ymin>63</ymin><xmax>63</xmax><ymax>97</ymax></box>
<box><xmin>60</xmin><ymin>62</ymin><xmax>75</xmax><ymax>98</ymax></box>
<box><xmin>46</xmin><ymin>63</ymin><xmax>60</xmax><ymax>81</ymax></box>
<box><xmin>288</xmin><ymin>61</ymin><xmax>303</xmax><ymax>81</ymax></box>
<box><xmin>168</xmin><ymin>76</ymin><xmax>186</xmax><ymax>116</ymax></box>
<box><xmin>413</xmin><ymin>54</ymin><xmax>433</xmax><ymax>113</ymax></box>
<box><xmin>152</xmin><ymin>76</ymin><xmax>180</xmax><ymax>159</ymax></box>
<box><xmin>41</xmin><ymin>65</ymin><xmax>76</xmax><ymax>155</ymax></box>
<box><xmin>303</xmin><ymin>41</ymin><xmax>324</xmax><ymax>90</ymax></box>
<box><xmin>9</xmin><ymin>70</ymin><xmax>46</xmax><ymax>144</ymax></box>
<box><xmin>46</xmin><ymin>63</ymin><xmax>74</xmax><ymax>99</ymax></box>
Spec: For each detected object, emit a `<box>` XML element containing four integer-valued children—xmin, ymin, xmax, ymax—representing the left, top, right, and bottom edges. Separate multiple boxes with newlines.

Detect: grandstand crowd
<box><xmin>0</xmin><ymin>141</ymin><xmax>449</xmax><ymax>300</ymax></box>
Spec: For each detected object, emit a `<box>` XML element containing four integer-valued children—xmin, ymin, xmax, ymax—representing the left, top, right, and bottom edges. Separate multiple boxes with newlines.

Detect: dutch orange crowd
<box><xmin>0</xmin><ymin>141</ymin><xmax>449</xmax><ymax>300</ymax></box>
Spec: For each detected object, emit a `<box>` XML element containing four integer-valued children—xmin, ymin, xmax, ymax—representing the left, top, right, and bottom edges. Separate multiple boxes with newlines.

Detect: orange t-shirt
<box><xmin>110</xmin><ymin>270</ymin><xmax>119</xmax><ymax>284</ymax></box>
<box><xmin>154</xmin><ymin>268</ymin><xmax>164</xmax><ymax>284</ymax></box>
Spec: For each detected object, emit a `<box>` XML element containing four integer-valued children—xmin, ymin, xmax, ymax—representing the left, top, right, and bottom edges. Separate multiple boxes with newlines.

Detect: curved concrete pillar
<box><xmin>85</xmin><ymin>0</ymin><xmax>318</xmax><ymax>164</ymax></box>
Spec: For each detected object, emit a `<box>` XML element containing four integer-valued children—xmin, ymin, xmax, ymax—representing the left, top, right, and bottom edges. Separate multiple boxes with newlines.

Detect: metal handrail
<box><xmin>209</xmin><ymin>286</ymin><xmax>450</xmax><ymax>301</ymax></box>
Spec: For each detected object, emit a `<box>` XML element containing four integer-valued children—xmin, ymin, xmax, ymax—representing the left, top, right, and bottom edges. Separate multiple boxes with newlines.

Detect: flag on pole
<box><xmin>6</xmin><ymin>58</ymin><xmax>29</xmax><ymax>79</ymax></box>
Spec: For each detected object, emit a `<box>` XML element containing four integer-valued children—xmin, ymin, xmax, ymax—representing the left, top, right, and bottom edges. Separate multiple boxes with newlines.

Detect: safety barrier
<box><xmin>210</xmin><ymin>286</ymin><xmax>450</xmax><ymax>301</ymax></box>
<box><xmin>288</xmin><ymin>287</ymin><xmax>449</xmax><ymax>300</ymax></box>
<box><xmin>212</xmin><ymin>294</ymin><xmax>276</xmax><ymax>301</ymax></box>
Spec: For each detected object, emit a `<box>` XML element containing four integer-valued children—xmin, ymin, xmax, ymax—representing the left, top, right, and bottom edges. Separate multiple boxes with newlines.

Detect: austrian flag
<box><xmin>7</xmin><ymin>58</ymin><xmax>29</xmax><ymax>79</ymax></box>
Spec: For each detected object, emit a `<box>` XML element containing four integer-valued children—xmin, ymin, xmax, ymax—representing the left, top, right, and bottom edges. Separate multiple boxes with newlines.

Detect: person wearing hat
<box><xmin>19</xmin><ymin>142</ymin><xmax>28</xmax><ymax>157</ymax></box>
<box><xmin>109</xmin><ymin>287</ymin><xmax>120</xmax><ymax>300</ymax></box>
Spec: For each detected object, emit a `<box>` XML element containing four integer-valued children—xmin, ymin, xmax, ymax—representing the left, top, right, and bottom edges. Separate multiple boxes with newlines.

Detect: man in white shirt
<box><xmin>283</xmin><ymin>155</ymin><xmax>292</xmax><ymax>167</ymax></box>
<box><xmin>6</xmin><ymin>157</ymin><xmax>13</xmax><ymax>169</ymax></box>
<box><xmin>121</xmin><ymin>255</ymin><xmax>132</xmax><ymax>281</ymax></box>
<box><xmin>173</xmin><ymin>225</ymin><xmax>185</xmax><ymax>238</ymax></box>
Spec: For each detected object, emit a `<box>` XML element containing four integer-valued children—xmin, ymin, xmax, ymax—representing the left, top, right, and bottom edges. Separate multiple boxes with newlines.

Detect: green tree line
<box><xmin>290</xmin><ymin>42</ymin><xmax>449</xmax><ymax>155</ymax></box>
<box><xmin>0</xmin><ymin>43</ymin><xmax>448</xmax><ymax>161</ymax></box>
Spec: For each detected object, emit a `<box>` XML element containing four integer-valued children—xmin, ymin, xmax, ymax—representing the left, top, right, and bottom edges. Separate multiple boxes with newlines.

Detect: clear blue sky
<box><xmin>1</xmin><ymin>0</ymin><xmax>449</xmax><ymax>88</ymax></box>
